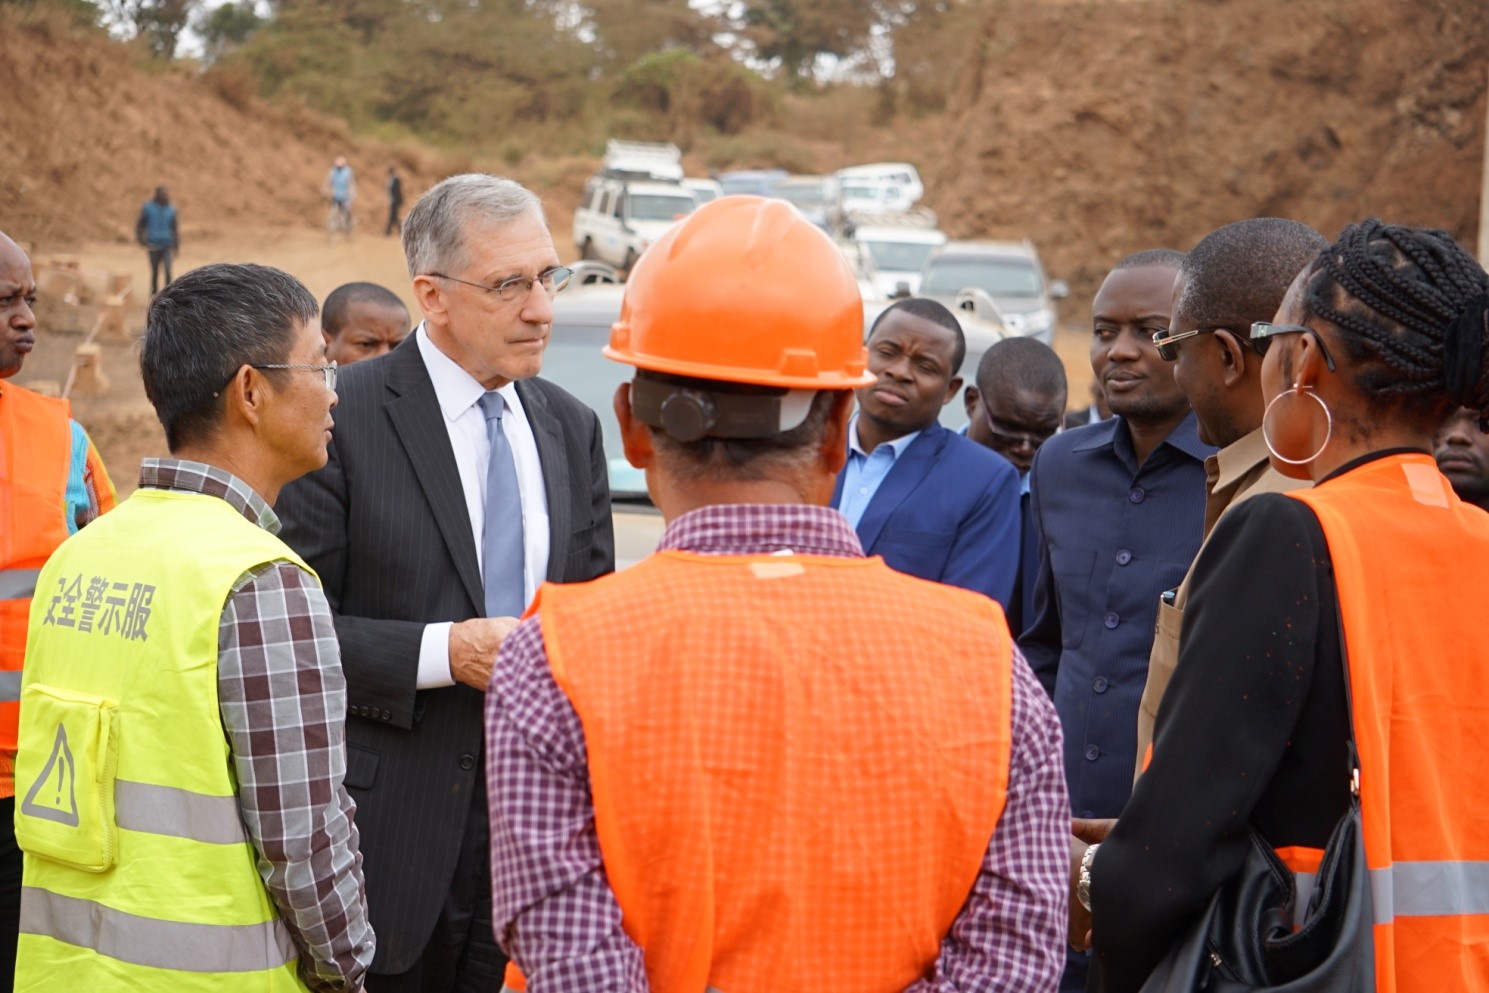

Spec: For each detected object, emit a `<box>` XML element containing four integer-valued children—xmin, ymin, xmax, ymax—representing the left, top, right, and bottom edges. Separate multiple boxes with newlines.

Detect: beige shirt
<box><xmin>1133</xmin><ymin>428</ymin><xmax>1308</xmax><ymax>780</ymax></box>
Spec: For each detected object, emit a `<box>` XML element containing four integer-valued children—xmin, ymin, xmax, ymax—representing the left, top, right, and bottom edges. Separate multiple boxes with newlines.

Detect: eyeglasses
<box><xmin>427</xmin><ymin>266</ymin><xmax>573</xmax><ymax>302</ymax></box>
<box><xmin>1249</xmin><ymin>322</ymin><xmax>1338</xmax><ymax>371</ymax></box>
<box><xmin>982</xmin><ymin>403</ymin><xmax>1060</xmax><ymax>451</ymax></box>
<box><xmin>212</xmin><ymin>361</ymin><xmax>338</xmax><ymax>398</ymax></box>
<box><xmin>1152</xmin><ymin>325</ymin><xmax>1267</xmax><ymax>362</ymax></box>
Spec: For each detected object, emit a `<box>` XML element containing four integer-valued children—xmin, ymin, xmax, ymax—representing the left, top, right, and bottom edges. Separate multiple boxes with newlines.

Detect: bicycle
<box><xmin>327</xmin><ymin>198</ymin><xmax>355</xmax><ymax>241</ymax></box>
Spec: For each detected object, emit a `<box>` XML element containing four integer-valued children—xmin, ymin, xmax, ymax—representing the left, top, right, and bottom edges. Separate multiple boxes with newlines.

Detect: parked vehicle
<box><xmin>768</xmin><ymin>175</ymin><xmax>843</xmax><ymax>233</ymax></box>
<box><xmin>917</xmin><ymin>240</ymin><xmax>1069</xmax><ymax>346</ymax></box>
<box><xmin>601</xmin><ymin>139</ymin><xmax>684</xmax><ymax>182</ymax></box>
<box><xmin>572</xmin><ymin>175</ymin><xmax>699</xmax><ymax>271</ymax></box>
<box><xmin>717</xmin><ymin>169</ymin><xmax>789</xmax><ymax>197</ymax></box>
<box><xmin>846</xmin><ymin>212</ymin><xmax>947</xmax><ymax>299</ymax></box>
<box><xmin>682</xmin><ymin>177</ymin><xmax>724</xmax><ymax>205</ymax></box>
<box><xmin>836</xmin><ymin>162</ymin><xmax>925</xmax><ymax>215</ymax></box>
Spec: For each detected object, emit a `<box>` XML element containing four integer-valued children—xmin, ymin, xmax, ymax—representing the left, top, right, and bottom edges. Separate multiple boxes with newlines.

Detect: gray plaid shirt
<box><xmin>139</xmin><ymin>459</ymin><xmax>374</xmax><ymax>992</ymax></box>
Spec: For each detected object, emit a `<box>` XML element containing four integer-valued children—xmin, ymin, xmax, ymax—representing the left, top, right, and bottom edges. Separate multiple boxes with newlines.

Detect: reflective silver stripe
<box><xmin>20</xmin><ymin>887</ymin><xmax>297</xmax><ymax>973</ymax></box>
<box><xmin>1292</xmin><ymin>871</ymin><xmax>1317</xmax><ymax>927</ymax></box>
<box><xmin>114</xmin><ymin>780</ymin><xmax>248</xmax><ymax>845</ymax></box>
<box><xmin>0</xmin><ymin>568</ymin><xmax>40</xmax><ymax>600</ymax></box>
<box><xmin>1372</xmin><ymin>861</ymin><xmax>1489</xmax><ymax>924</ymax></box>
<box><xmin>0</xmin><ymin>671</ymin><xmax>21</xmax><ymax>702</ymax></box>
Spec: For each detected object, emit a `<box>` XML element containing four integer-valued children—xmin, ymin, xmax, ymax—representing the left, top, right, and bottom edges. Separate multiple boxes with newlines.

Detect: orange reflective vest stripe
<box><xmin>1290</xmin><ymin>453</ymin><xmax>1489</xmax><ymax>992</ymax></box>
<box><xmin>517</xmin><ymin>549</ymin><xmax>1013</xmax><ymax>993</ymax></box>
<box><xmin>0</xmin><ymin>385</ymin><xmax>75</xmax><ymax>761</ymax></box>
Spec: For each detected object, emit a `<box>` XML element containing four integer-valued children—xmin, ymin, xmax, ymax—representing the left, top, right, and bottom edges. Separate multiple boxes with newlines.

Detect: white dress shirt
<box><xmin>415</xmin><ymin>324</ymin><xmax>550</xmax><ymax>688</ymax></box>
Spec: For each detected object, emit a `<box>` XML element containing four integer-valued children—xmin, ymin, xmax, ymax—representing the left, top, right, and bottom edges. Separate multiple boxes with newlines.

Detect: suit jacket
<box><xmin>274</xmin><ymin>336</ymin><xmax>614</xmax><ymax>972</ymax></box>
<box><xmin>832</xmin><ymin>421</ymin><xmax>1021</xmax><ymax>607</ymax></box>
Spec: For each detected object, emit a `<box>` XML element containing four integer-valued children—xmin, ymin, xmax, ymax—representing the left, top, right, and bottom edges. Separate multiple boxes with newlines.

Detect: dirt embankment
<box><xmin>0</xmin><ymin>9</ymin><xmax>457</xmax><ymax>249</ymax></box>
<box><xmin>933</xmin><ymin>0</ymin><xmax>1489</xmax><ymax>298</ymax></box>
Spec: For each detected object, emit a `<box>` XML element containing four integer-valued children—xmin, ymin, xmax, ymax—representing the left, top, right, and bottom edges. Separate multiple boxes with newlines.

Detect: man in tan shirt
<box><xmin>1135</xmin><ymin>217</ymin><xmax>1330</xmax><ymax>777</ymax></box>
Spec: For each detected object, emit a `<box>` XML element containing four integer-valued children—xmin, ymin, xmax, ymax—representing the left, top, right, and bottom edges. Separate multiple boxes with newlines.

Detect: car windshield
<box><xmin>863</xmin><ymin>240</ymin><xmax>938</xmax><ymax>273</ymax></box>
<box><xmin>628</xmin><ymin>194</ymin><xmax>695</xmax><ymax>222</ymax></box>
<box><xmin>774</xmin><ymin>184</ymin><xmax>825</xmax><ymax>207</ymax></box>
<box><xmin>921</xmin><ymin>258</ymin><xmax>1043</xmax><ymax>297</ymax></box>
<box><xmin>542</xmin><ymin>312</ymin><xmax>647</xmax><ymax>498</ymax></box>
<box><xmin>720</xmin><ymin>177</ymin><xmax>762</xmax><ymax>195</ymax></box>
<box><xmin>690</xmin><ymin>187</ymin><xmax>717</xmax><ymax>204</ymax></box>
<box><xmin>842</xmin><ymin>185</ymin><xmax>882</xmax><ymax>201</ymax></box>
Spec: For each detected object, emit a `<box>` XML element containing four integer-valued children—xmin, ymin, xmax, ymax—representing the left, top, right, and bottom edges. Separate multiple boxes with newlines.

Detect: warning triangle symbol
<box><xmin>21</xmin><ymin>723</ymin><xmax>79</xmax><ymax>827</ymax></box>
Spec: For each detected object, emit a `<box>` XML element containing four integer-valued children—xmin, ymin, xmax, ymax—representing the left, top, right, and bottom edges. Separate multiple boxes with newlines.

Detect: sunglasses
<box><xmin>1151</xmin><ymin>325</ymin><xmax>1269</xmax><ymax>363</ymax></box>
<box><xmin>1249</xmin><ymin>322</ymin><xmax>1337</xmax><ymax>371</ymax></box>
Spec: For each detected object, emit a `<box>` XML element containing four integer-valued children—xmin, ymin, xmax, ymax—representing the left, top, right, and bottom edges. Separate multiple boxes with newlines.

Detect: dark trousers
<box><xmin>0</xmin><ymin>797</ymin><xmax>20</xmax><ymax>993</ymax></box>
<box><xmin>386</xmin><ymin>205</ymin><xmax>403</xmax><ymax>237</ymax></box>
<box><xmin>147</xmin><ymin>248</ymin><xmax>173</xmax><ymax>295</ymax></box>
<box><xmin>369</xmin><ymin>775</ymin><xmax>506</xmax><ymax>993</ymax></box>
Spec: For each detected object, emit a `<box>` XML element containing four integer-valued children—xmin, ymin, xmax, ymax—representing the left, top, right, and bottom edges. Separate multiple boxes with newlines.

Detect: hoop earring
<box><xmin>1262</xmin><ymin>383</ymin><xmax>1332</xmax><ymax>466</ymax></box>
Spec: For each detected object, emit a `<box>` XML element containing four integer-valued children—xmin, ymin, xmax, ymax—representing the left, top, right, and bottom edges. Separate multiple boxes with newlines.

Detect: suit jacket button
<box><xmin>381</xmin><ymin>709</ymin><xmax>391</xmax><ymax>720</ymax></box>
<box><xmin>458</xmin><ymin>753</ymin><xmax>476</xmax><ymax>771</ymax></box>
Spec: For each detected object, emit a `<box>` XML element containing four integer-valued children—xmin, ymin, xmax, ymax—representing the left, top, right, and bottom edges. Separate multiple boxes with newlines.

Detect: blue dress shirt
<box><xmin>837</xmin><ymin>415</ymin><xmax>921</xmax><ymax>530</ymax></box>
<box><xmin>1020</xmin><ymin>411</ymin><xmax>1214</xmax><ymax>821</ymax></box>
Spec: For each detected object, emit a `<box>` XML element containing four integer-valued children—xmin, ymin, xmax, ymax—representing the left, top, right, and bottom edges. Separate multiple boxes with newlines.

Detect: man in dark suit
<box><xmin>963</xmin><ymin>338</ymin><xmax>1068</xmax><ymax>637</ymax></box>
<box><xmin>276</xmin><ymin>174</ymin><xmax>615</xmax><ymax>992</ymax></box>
<box><xmin>832</xmin><ymin>298</ymin><xmax>1021</xmax><ymax>607</ymax></box>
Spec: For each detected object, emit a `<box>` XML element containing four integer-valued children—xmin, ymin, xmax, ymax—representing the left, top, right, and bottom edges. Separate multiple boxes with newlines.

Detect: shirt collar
<box><xmin>1071</xmin><ymin>409</ymin><xmax>1211</xmax><ymax>463</ymax></box>
<box><xmin>1208</xmin><ymin>427</ymin><xmax>1272</xmax><ymax>494</ymax></box>
<box><xmin>415</xmin><ymin>323</ymin><xmax>520</xmax><ymax>422</ymax></box>
<box><xmin>847</xmin><ymin>412</ymin><xmax>922</xmax><ymax>460</ymax></box>
<box><xmin>138</xmin><ymin>458</ymin><xmax>279</xmax><ymax>533</ymax></box>
<box><xmin>658</xmin><ymin>504</ymin><xmax>865</xmax><ymax>559</ymax></box>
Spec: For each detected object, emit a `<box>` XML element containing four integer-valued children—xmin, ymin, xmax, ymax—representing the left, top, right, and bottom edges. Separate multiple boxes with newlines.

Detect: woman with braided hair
<box><xmin>1086</xmin><ymin>220</ymin><xmax>1489</xmax><ymax>993</ymax></box>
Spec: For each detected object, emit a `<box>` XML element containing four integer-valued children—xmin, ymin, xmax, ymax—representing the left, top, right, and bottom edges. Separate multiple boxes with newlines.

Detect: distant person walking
<box><xmin>324</xmin><ymin>156</ymin><xmax>356</xmax><ymax>239</ymax></box>
<box><xmin>385</xmin><ymin>166</ymin><xmax>404</xmax><ymax>237</ymax></box>
<box><xmin>134</xmin><ymin>186</ymin><xmax>178</xmax><ymax>296</ymax></box>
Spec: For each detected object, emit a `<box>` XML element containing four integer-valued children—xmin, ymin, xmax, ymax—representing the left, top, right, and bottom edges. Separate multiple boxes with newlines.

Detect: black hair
<box><xmin>140</xmin><ymin>263</ymin><xmax>319</xmax><ymax>451</ymax></box>
<box><xmin>869</xmin><ymin>297</ymin><xmax>967</xmax><ymax>376</ymax></box>
<box><xmin>975</xmin><ymin>337</ymin><xmax>1068</xmax><ymax>404</ymax></box>
<box><xmin>1177</xmin><ymin>218</ymin><xmax>1328</xmax><ymax>330</ymax></box>
<box><xmin>322</xmin><ymin>281</ymin><xmax>408</xmax><ymax>335</ymax></box>
<box><xmin>1300</xmin><ymin>219</ymin><xmax>1489</xmax><ymax>427</ymax></box>
<box><xmin>638</xmin><ymin>370</ymin><xmax>843</xmax><ymax>483</ymax></box>
<box><xmin>1114</xmin><ymin>248</ymin><xmax>1185</xmax><ymax>272</ymax></box>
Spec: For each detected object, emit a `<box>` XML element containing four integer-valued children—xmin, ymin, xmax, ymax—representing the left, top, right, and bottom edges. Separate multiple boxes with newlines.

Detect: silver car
<box><xmin>918</xmin><ymin>241</ymin><xmax>1069</xmax><ymax>346</ymax></box>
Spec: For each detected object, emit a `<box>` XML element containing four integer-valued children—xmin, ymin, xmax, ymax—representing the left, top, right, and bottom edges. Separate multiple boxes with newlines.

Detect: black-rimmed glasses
<box><xmin>427</xmin><ymin>266</ymin><xmax>573</xmax><ymax>303</ymax></box>
<box><xmin>1249</xmin><ymin>322</ymin><xmax>1338</xmax><ymax>371</ymax></box>
<box><xmin>212</xmin><ymin>361</ymin><xmax>338</xmax><ymax>398</ymax></box>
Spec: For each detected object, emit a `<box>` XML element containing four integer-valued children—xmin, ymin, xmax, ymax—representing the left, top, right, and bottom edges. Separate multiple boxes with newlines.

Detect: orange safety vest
<box><xmin>503</xmin><ymin>548</ymin><xmax>1013</xmax><ymax>993</ymax></box>
<box><xmin>0</xmin><ymin>385</ymin><xmax>77</xmax><ymax>775</ymax></box>
<box><xmin>1286</xmin><ymin>453</ymin><xmax>1489</xmax><ymax>992</ymax></box>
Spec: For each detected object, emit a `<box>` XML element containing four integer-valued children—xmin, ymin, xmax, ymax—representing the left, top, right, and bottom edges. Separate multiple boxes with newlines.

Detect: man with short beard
<box><xmin>1435</xmin><ymin>406</ymin><xmax>1489</xmax><ymax>512</ymax></box>
<box><xmin>1018</xmin><ymin>249</ymin><xmax>1214</xmax><ymax>992</ymax></box>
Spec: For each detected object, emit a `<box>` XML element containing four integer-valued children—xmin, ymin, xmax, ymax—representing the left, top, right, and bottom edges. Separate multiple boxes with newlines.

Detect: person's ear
<box><xmin>411</xmin><ymin>275</ymin><xmax>446</xmax><ymax>324</ymax></box>
<box><xmin>1291</xmin><ymin>331</ymin><xmax>1330</xmax><ymax>390</ymax></box>
<box><xmin>614</xmin><ymin>382</ymin><xmax>654</xmax><ymax>471</ymax></box>
<box><xmin>963</xmin><ymin>385</ymin><xmax>981</xmax><ymax>419</ymax></box>
<box><xmin>1213</xmin><ymin>328</ymin><xmax>1249</xmax><ymax>387</ymax></box>
<box><xmin>943</xmin><ymin>374</ymin><xmax>965</xmax><ymax>406</ymax></box>
<box><xmin>820</xmin><ymin>390</ymin><xmax>855</xmax><ymax>475</ymax></box>
<box><xmin>220</xmin><ymin>365</ymin><xmax>270</xmax><ymax>431</ymax></box>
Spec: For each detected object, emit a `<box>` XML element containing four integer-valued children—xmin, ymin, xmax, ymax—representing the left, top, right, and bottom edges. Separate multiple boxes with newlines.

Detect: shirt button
<box><xmin>1084</xmin><ymin>744</ymin><xmax>1100</xmax><ymax>762</ymax></box>
<box><xmin>458</xmin><ymin>754</ymin><xmax>476</xmax><ymax>771</ymax></box>
<box><xmin>1129</xmin><ymin>486</ymin><xmax>1145</xmax><ymax>504</ymax></box>
<box><xmin>1093</xmin><ymin>677</ymin><xmax>1109</xmax><ymax>693</ymax></box>
<box><xmin>1104</xmin><ymin>611</ymin><xmax>1120</xmax><ymax>629</ymax></box>
<box><xmin>1115</xmin><ymin>549</ymin><xmax>1132</xmax><ymax>566</ymax></box>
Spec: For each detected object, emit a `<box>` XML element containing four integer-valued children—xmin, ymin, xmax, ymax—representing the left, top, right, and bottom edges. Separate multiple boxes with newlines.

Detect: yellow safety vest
<box><xmin>14</xmin><ymin>487</ymin><xmax>313</xmax><ymax>991</ymax></box>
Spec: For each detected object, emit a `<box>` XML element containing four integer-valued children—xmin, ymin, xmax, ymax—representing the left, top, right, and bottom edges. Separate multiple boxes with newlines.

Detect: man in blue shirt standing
<box><xmin>134</xmin><ymin>186</ymin><xmax>178</xmax><ymax>296</ymax></box>
<box><xmin>1019</xmin><ymin>249</ymin><xmax>1214</xmax><ymax>991</ymax></box>
<box><xmin>832</xmin><ymin>298</ymin><xmax>1021</xmax><ymax>607</ymax></box>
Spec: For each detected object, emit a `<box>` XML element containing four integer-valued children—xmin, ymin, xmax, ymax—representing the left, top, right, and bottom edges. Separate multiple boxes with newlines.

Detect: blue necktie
<box><xmin>478</xmin><ymin>392</ymin><xmax>525</xmax><ymax>617</ymax></box>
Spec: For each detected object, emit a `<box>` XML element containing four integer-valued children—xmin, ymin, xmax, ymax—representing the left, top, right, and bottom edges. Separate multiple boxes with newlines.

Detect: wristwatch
<box><xmin>1077</xmin><ymin>842</ymin><xmax>1100</xmax><ymax>911</ymax></box>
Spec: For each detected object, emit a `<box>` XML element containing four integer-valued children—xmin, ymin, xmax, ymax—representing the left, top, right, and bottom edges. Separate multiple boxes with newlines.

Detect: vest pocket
<box><xmin>14</xmin><ymin>684</ymin><xmax>119</xmax><ymax>872</ymax></box>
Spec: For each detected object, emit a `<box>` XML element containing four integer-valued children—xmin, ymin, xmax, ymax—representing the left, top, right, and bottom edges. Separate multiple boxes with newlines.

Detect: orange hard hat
<box><xmin>605</xmin><ymin>195</ymin><xmax>874</xmax><ymax>390</ymax></box>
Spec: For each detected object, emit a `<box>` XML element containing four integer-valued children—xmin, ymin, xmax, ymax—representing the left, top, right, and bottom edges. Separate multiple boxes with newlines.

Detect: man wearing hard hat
<box><xmin>483</xmin><ymin>196</ymin><xmax>1069</xmax><ymax>993</ymax></box>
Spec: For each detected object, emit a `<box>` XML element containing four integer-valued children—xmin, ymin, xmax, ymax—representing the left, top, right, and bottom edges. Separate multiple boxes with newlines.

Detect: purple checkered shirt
<box><xmin>140</xmin><ymin>459</ymin><xmax>374</xmax><ymax>992</ymax></box>
<box><xmin>486</xmin><ymin>503</ymin><xmax>1068</xmax><ymax>992</ymax></box>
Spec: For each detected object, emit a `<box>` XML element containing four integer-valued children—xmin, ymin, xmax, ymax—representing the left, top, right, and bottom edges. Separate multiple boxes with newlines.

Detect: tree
<box><xmin>94</xmin><ymin>0</ymin><xmax>198</xmax><ymax>57</ymax></box>
<box><xmin>193</xmin><ymin>0</ymin><xmax>262</xmax><ymax>63</ymax></box>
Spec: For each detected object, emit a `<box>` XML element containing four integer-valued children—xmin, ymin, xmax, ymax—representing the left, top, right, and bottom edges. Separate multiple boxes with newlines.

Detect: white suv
<box><xmin>572</xmin><ymin>177</ymin><xmax>699</xmax><ymax>272</ymax></box>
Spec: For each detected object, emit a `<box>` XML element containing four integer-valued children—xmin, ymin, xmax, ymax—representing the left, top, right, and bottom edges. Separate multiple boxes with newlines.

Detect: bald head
<box><xmin>0</xmin><ymin>231</ymin><xmax>37</xmax><ymax>378</ymax></box>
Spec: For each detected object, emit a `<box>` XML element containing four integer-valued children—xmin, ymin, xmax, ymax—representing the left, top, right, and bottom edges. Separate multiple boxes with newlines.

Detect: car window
<box><xmin>775</xmin><ymin>184</ymin><xmax>825</xmax><ymax>207</ymax></box>
<box><xmin>921</xmin><ymin>258</ymin><xmax>1043</xmax><ymax>297</ymax></box>
<box><xmin>628</xmin><ymin>194</ymin><xmax>696</xmax><ymax>222</ymax></box>
<box><xmin>543</xmin><ymin>313</ymin><xmax>648</xmax><ymax>498</ymax></box>
<box><xmin>863</xmin><ymin>240</ymin><xmax>938</xmax><ymax>272</ymax></box>
<box><xmin>720</xmin><ymin>178</ymin><xmax>759</xmax><ymax>196</ymax></box>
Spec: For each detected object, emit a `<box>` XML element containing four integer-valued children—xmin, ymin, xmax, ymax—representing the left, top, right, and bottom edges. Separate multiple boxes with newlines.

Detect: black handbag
<box><xmin>1139</xmin><ymin>608</ymin><xmax>1375</xmax><ymax>992</ymax></box>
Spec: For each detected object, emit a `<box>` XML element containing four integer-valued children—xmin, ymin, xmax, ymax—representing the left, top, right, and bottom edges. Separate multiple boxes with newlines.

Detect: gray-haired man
<box><xmin>276</xmin><ymin>174</ymin><xmax>616</xmax><ymax>991</ymax></box>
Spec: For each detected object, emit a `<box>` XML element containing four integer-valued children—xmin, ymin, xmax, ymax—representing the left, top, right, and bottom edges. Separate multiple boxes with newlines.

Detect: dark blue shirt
<box><xmin>1020</xmin><ymin>411</ymin><xmax>1213</xmax><ymax>819</ymax></box>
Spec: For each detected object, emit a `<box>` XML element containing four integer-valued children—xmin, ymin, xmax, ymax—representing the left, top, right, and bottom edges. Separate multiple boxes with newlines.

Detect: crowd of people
<box><xmin>1</xmin><ymin>172</ymin><xmax>1487</xmax><ymax>993</ymax></box>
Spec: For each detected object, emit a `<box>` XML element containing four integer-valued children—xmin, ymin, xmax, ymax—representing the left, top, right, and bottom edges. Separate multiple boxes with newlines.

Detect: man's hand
<box><xmin>1067</xmin><ymin>818</ymin><xmax>1115</xmax><ymax>952</ymax></box>
<box><xmin>448</xmin><ymin>617</ymin><xmax>519</xmax><ymax>690</ymax></box>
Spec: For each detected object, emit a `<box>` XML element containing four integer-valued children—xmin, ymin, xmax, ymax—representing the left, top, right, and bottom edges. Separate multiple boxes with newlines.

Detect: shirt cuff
<box><xmin>416</xmin><ymin>622</ymin><xmax>456</xmax><ymax>689</ymax></box>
